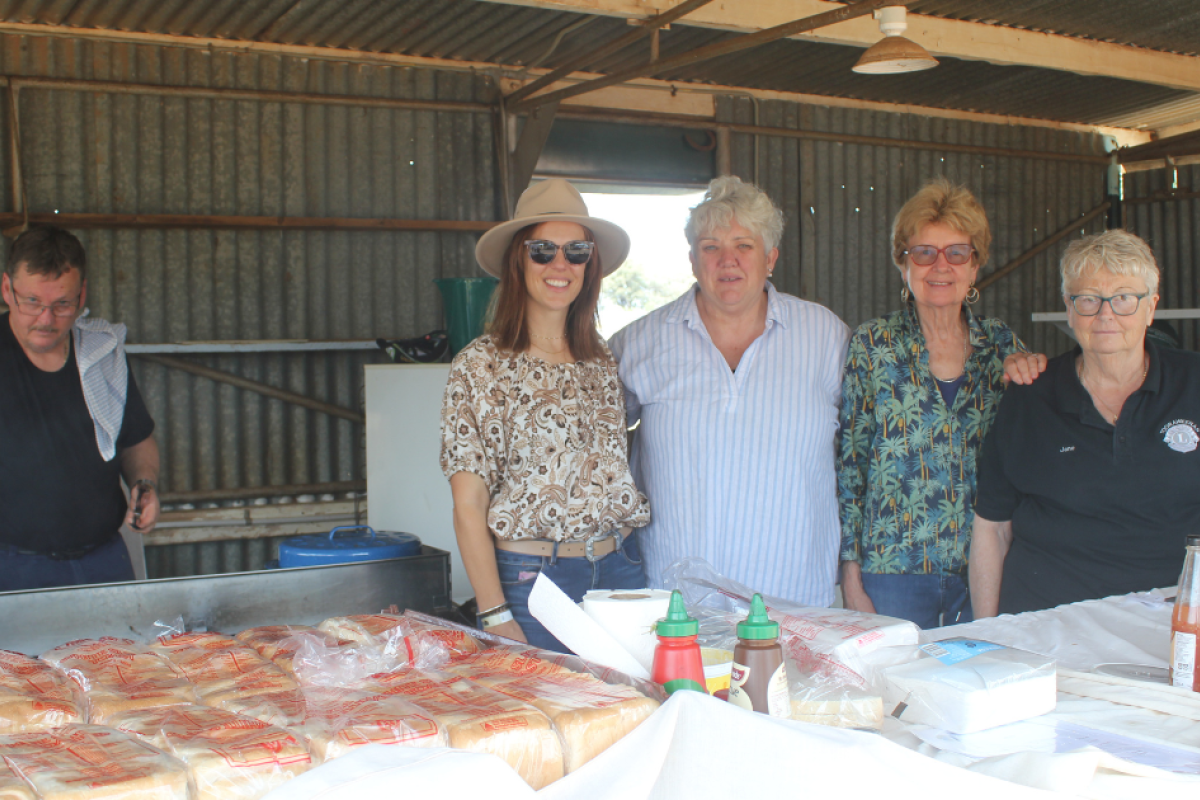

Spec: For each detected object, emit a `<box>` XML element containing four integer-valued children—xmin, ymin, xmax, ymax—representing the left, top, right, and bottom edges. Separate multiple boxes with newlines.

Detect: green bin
<box><xmin>435</xmin><ymin>277</ymin><xmax>499</xmax><ymax>356</ymax></box>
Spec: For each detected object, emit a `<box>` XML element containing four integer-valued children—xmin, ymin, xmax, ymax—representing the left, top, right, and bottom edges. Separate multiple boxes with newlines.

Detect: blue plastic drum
<box><xmin>277</xmin><ymin>526</ymin><xmax>422</xmax><ymax>568</ymax></box>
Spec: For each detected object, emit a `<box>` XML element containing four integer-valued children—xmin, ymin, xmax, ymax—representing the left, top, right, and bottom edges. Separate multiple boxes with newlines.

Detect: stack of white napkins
<box><xmin>883</xmin><ymin>639</ymin><xmax>1056</xmax><ymax>734</ymax></box>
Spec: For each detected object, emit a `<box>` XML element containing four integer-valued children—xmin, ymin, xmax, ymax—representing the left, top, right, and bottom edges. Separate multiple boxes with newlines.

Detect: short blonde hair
<box><xmin>686</xmin><ymin>175</ymin><xmax>784</xmax><ymax>253</ymax></box>
<box><xmin>891</xmin><ymin>178</ymin><xmax>991</xmax><ymax>270</ymax></box>
<box><xmin>1060</xmin><ymin>229</ymin><xmax>1159</xmax><ymax>296</ymax></box>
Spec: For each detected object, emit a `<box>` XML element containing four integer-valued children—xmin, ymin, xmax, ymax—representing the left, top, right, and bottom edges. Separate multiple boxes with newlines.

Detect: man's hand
<box><xmin>1002</xmin><ymin>352</ymin><xmax>1048</xmax><ymax>385</ymax></box>
<box><xmin>125</xmin><ymin>480</ymin><xmax>160</xmax><ymax>532</ymax></box>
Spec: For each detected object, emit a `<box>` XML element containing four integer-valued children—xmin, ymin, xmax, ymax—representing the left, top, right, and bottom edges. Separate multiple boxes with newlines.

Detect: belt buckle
<box><xmin>584</xmin><ymin>532</ymin><xmax>613</xmax><ymax>563</ymax></box>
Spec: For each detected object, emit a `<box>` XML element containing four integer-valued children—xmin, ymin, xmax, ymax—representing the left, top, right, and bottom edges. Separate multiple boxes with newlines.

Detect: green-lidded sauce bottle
<box><xmin>727</xmin><ymin>593</ymin><xmax>791</xmax><ymax>717</ymax></box>
<box><xmin>651</xmin><ymin>590</ymin><xmax>708</xmax><ymax>695</ymax></box>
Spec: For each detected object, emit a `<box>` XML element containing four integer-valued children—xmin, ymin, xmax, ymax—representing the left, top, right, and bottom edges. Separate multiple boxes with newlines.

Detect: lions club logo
<box><xmin>1161</xmin><ymin>420</ymin><xmax>1200</xmax><ymax>453</ymax></box>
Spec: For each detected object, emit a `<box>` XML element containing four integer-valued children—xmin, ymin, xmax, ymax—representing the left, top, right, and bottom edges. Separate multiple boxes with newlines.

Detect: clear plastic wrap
<box><xmin>665</xmin><ymin>558</ymin><xmax>923</xmax><ymax>729</ymax></box>
<box><xmin>215</xmin><ymin>687</ymin><xmax>445</xmax><ymax>762</ymax></box>
<box><xmin>364</xmin><ymin>670</ymin><xmax>564</xmax><ymax>789</ymax></box>
<box><xmin>279</xmin><ymin>614</ymin><xmax>458</xmax><ymax>686</ymax></box>
<box><xmin>151</xmin><ymin>632</ymin><xmax>297</xmax><ymax>704</ymax></box>
<box><xmin>0</xmin><ymin>650</ymin><xmax>85</xmax><ymax>734</ymax></box>
<box><xmin>39</xmin><ymin>639</ymin><xmax>197</xmax><ymax>724</ymax></box>
<box><xmin>882</xmin><ymin>638</ymin><xmax>1057</xmax><ymax>734</ymax></box>
<box><xmin>106</xmin><ymin>703</ymin><xmax>313</xmax><ymax>800</ymax></box>
<box><xmin>233</xmin><ymin>626</ymin><xmax>351</xmax><ymax>676</ymax></box>
<box><xmin>0</xmin><ymin>724</ymin><xmax>189</xmax><ymax>800</ymax></box>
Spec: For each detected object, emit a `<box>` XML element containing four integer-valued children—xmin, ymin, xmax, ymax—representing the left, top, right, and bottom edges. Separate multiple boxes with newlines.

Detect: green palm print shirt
<box><xmin>837</xmin><ymin>303</ymin><xmax>1025</xmax><ymax>576</ymax></box>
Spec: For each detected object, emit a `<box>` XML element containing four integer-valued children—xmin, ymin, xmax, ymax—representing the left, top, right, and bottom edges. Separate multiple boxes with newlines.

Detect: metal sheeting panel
<box><xmin>717</xmin><ymin>96</ymin><xmax>1108</xmax><ymax>357</ymax></box>
<box><xmin>1123</xmin><ymin>165</ymin><xmax>1200</xmax><ymax>350</ymax></box>
<box><xmin>0</xmin><ymin>1</ymin><xmax>1189</xmax><ymax>129</ymax></box>
<box><xmin>0</xmin><ymin>34</ymin><xmax>498</xmax><ymax>507</ymax></box>
<box><xmin>907</xmin><ymin>0</ymin><xmax>1200</xmax><ymax>56</ymax></box>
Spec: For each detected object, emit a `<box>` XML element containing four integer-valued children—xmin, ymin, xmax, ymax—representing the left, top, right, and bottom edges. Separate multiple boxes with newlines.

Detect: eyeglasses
<box><xmin>903</xmin><ymin>244</ymin><xmax>975</xmax><ymax>266</ymax></box>
<box><xmin>1068</xmin><ymin>293</ymin><xmax>1147</xmax><ymax>316</ymax></box>
<box><xmin>524</xmin><ymin>240</ymin><xmax>594</xmax><ymax>265</ymax></box>
<box><xmin>10</xmin><ymin>294</ymin><xmax>80</xmax><ymax>318</ymax></box>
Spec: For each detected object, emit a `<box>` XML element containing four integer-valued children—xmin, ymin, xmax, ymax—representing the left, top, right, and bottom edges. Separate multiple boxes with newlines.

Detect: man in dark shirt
<box><xmin>0</xmin><ymin>226</ymin><xmax>159</xmax><ymax>590</ymax></box>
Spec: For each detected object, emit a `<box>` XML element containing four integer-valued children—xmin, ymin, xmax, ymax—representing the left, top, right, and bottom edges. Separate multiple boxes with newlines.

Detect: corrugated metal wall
<box><xmin>717</xmin><ymin>97</ymin><xmax>1110</xmax><ymax>357</ymax></box>
<box><xmin>1123</xmin><ymin>165</ymin><xmax>1200</xmax><ymax>350</ymax></box>
<box><xmin>0</xmin><ymin>35</ymin><xmax>498</xmax><ymax>500</ymax></box>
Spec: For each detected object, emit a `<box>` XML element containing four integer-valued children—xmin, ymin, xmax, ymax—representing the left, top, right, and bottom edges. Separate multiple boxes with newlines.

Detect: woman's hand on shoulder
<box><xmin>1002</xmin><ymin>352</ymin><xmax>1048</xmax><ymax>385</ymax></box>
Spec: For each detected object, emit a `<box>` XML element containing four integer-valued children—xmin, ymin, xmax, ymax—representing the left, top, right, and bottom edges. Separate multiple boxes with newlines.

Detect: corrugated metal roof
<box><xmin>0</xmin><ymin>0</ymin><xmax>1193</xmax><ymax>130</ymax></box>
<box><xmin>907</xmin><ymin>0</ymin><xmax>1200</xmax><ymax>57</ymax></box>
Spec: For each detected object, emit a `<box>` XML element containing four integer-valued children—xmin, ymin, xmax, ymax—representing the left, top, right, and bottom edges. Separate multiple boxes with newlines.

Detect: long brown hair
<box><xmin>487</xmin><ymin>223</ymin><xmax>607</xmax><ymax>362</ymax></box>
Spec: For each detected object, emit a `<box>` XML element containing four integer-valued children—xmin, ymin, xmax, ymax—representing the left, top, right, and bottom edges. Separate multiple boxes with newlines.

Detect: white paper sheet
<box><xmin>915</xmin><ymin>717</ymin><xmax>1200</xmax><ymax>775</ymax></box>
<box><xmin>527</xmin><ymin>573</ymin><xmax>652</xmax><ymax>680</ymax></box>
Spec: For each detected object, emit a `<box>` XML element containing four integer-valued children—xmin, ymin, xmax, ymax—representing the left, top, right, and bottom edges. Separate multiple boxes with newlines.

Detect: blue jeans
<box><xmin>0</xmin><ymin>536</ymin><xmax>134</xmax><ymax>592</ymax></box>
<box><xmin>489</xmin><ymin>531</ymin><xmax>647</xmax><ymax>653</ymax></box>
<box><xmin>859</xmin><ymin>572</ymin><xmax>973</xmax><ymax>630</ymax></box>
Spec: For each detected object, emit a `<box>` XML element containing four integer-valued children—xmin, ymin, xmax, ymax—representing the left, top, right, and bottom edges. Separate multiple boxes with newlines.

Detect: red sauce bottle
<box><xmin>651</xmin><ymin>590</ymin><xmax>707</xmax><ymax>695</ymax></box>
<box><xmin>1171</xmin><ymin>534</ymin><xmax>1200</xmax><ymax>692</ymax></box>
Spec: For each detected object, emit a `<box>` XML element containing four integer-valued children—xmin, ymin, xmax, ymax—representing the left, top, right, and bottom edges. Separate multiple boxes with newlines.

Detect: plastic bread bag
<box><xmin>454</xmin><ymin>665</ymin><xmax>659</xmax><ymax>774</ymax></box>
<box><xmin>312</xmin><ymin>614</ymin><xmax>455</xmax><ymax>678</ymax></box>
<box><xmin>0</xmin><ymin>758</ymin><xmax>35</xmax><ymax>800</ymax></box>
<box><xmin>280</xmin><ymin>632</ymin><xmax>408</xmax><ymax>688</ymax></box>
<box><xmin>0</xmin><ymin>650</ymin><xmax>85</xmax><ymax>733</ymax></box>
<box><xmin>39</xmin><ymin>638</ymin><xmax>197</xmax><ymax>724</ymax></box>
<box><xmin>106</xmin><ymin>703</ymin><xmax>313</xmax><ymax>800</ymax></box>
<box><xmin>215</xmin><ymin>686</ymin><xmax>445</xmax><ymax>763</ymax></box>
<box><xmin>784</xmin><ymin>660</ymin><xmax>885</xmax><ymax>730</ymax></box>
<box><xmin>882</xmin><ymin>638</ymin><xmax>1057</xmax><ymax>734</ymax></box>
<box><xmin>152</xmin><ymin>632</ymin><xmax>298</xmax><ymax>703</ymax></box>
<box><xmin>234</xmin><ymin>626</ymin><xmax>353</xmax><ymax>676</ymax></box>
<box><xmin>0</xmin><ymin>724</ymin><xmax>189</xmax><ymax>800</ymax></box>
<box><xmin>403</xmin><ymin>610</ymin><xmax>667</xmax><ymax>702</ymax></box>
<box><xmin>363</xmin><ymin>669</ymin><xmax>565</xmax><ymax>789</ymax></box>
<box><xmin>665</xmin><ymin>558</ymin><xmax>920</xmax><ymax>684</ymax></box>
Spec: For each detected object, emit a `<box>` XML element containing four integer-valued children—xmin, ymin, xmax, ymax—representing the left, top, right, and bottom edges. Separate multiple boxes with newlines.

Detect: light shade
<box><xmin>852</xmin><ymin>35</ymin><xmax>938</xmax><ymax>74</ymax></box>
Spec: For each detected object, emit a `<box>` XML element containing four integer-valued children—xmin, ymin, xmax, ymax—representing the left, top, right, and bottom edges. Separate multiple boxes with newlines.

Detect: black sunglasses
<box><xmin>524</xmin><ymin>239</ymin><xmax>595</xmax><ymax>265</ymax></box>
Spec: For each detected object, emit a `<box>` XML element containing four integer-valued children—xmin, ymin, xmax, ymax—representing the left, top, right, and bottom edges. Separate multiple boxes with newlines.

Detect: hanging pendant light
<box><xmin>852</xmin><ymin>6</ymin><xmax>938</xmax><ymax>74</ymax></box>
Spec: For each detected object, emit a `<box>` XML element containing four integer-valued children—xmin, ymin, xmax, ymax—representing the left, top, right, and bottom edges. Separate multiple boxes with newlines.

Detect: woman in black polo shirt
<box><xmin>972</xmin><ymin>229</ymin><xmax>1200</xmax><ymax>616</ymax></box>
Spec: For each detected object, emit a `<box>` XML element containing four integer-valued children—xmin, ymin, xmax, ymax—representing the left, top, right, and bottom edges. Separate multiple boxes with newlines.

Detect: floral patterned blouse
<box><xmin>837</xmin><ymin>303</ymin><xmax>1025</xmax><ymax>576</ymax></box>
<box><xmin>440</xmin><ymin>335</ymin><xmax>650</xmax><ymax>542</ymax></box>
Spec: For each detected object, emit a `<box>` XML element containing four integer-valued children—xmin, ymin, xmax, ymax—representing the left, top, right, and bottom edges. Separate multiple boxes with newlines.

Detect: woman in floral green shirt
<box><xmin>837</xmin><ymin>178</ymin><xmax>1028</xmax><ymax>629</ymax></box>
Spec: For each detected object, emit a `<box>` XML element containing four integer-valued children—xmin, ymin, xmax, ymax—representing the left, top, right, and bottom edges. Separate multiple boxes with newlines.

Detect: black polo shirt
<box><xmin>975</xmin><ymin>340</ymin><xmax>1200</xmax><ymax>614</ymax></box>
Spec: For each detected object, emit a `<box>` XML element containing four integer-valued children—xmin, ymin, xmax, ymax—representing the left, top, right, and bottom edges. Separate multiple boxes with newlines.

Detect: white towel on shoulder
<box><xmin>72</xmin><ymin>310</ymin><xmax>129</xmax><ymax>462</ymax></box>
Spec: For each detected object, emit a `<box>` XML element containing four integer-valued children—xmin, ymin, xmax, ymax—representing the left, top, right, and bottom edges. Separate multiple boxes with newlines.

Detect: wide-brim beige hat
<box><xmin>475</xmin><ymin>179</ymin><xmax>631</xmax><ymax>278</ymax></box>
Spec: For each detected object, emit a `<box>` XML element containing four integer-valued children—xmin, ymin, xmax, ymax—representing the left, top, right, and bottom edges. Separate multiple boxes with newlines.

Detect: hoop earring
<box><xmin>900</xmin><ymin>286</ymin><xmax>910</xmax><ymax>304</ymax></box>
<box><xmin>965</xmin><ymin>285</ymin><xmax>980</xmax><ymax>305</ymax></box>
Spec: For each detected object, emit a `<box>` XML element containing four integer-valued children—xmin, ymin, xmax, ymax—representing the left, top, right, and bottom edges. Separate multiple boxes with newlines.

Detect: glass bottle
<box><xmin>1170</xmin><ymin>534</ymin><xmax>1200</xmax><ymax>692</ymax></box>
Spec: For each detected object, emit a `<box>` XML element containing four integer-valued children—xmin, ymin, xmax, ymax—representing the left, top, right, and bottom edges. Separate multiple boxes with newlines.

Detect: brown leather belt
<box><xmin>495</xmin><ymin>528</ymin><xmax>632</xmax><ymax>562</ymax></box>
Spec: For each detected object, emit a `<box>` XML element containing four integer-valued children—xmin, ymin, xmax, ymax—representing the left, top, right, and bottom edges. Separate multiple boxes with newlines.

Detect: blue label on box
<box><xmin>920</xmin><ymin>639</ymin><xmax>1005</xmax><ymax>665</ymax></box>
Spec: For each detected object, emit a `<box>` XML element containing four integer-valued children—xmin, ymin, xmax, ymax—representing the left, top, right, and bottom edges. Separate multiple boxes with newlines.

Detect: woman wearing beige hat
<box><xmin>440</xmin><ymin>179</ymin><xmax>650</xmax><ymax>650</ymax></box>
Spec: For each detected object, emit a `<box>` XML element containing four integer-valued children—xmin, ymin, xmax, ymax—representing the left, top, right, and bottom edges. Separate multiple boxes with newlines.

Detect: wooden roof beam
<box><xmin>510</xmin><ymin>0</ymin><xmax>890</xmax><ymax>111</ymax></box>
<box><xmin>484</xmin><ymin>0</ymin><xmax>1200</xmax><ymax>94</ymax></box>
<box><xmin>505</xmin><ymin>0</ymin><xmax>716</xmax><ymax>106</ymax></box>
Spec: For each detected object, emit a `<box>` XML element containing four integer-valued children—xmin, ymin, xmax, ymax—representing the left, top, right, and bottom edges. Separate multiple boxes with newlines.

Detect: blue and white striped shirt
<box><xmin>609</xmin><ymin>283</ymin><xmax>850</xmax><ymax>606</ymax></box>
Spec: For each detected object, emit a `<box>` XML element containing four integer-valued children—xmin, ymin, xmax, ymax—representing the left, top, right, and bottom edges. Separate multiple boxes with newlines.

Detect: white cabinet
<box><xmin>365</xmin><ymin>364</ymin><xmax>472</xmax><ymax>605</ymax></box>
